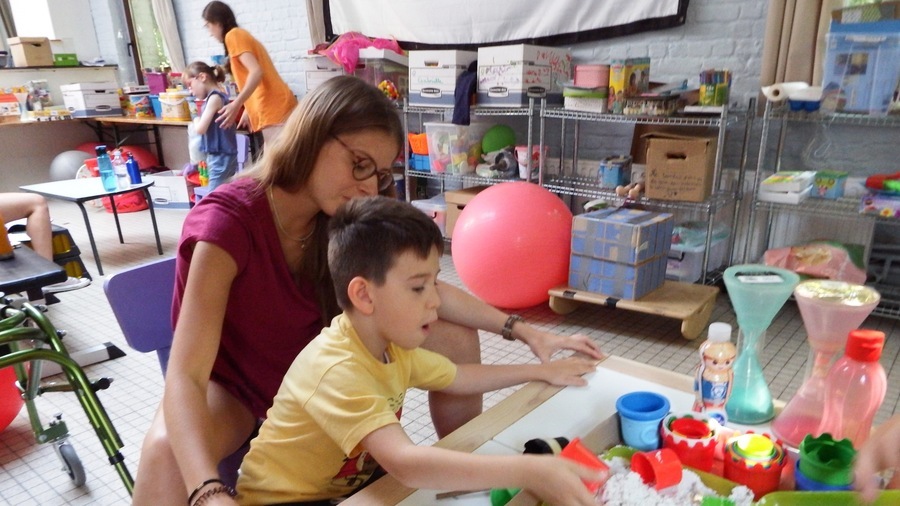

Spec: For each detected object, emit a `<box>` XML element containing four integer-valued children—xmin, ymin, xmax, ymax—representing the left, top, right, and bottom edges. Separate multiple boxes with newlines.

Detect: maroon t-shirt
<box><xmin>173</xmin><ymin>178</ymin><xmax>323</xmax><ymax>419</ymax></box>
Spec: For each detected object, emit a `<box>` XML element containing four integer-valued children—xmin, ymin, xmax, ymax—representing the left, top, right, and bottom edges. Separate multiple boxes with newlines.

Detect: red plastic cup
<box><xmin>559</xmin><ymin>437</ymin><xmax>609</xmax><ymax>493</ymax></box>
<box><xmin>660</xmin><ymin>411</ymin><xmax>718</xmax><ymax>472</ymax></box>
<box><xmin>723</xmin><ymin>433</ymin><xmax>787</xmax><ymax>500</ymax></box>
<box><xmin>631</xmin><ymin>448</ymin><xmax>683</xmax><ymax>490</ymax></box>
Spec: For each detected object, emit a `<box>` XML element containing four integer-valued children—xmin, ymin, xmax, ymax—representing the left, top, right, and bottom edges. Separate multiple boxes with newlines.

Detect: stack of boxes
<box><xmin>60</xmin><ymin>82</ymin><xmax>122</xmax><ymax>117</ymax></box>
<box><xmin>569</xmin><ymin>208</ymin><xmax>673</xmax><ymax>300</ymax></box>
<box><xmin>408</xmin><ymin>50</ymin><xmax>477</xmax><ymax>106</ymax></box>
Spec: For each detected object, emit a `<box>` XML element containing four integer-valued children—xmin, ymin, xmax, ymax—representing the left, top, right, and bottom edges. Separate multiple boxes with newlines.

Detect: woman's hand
<box><xmin>855</xmin><ymin>414</ymin><xmax>900</xmax><ymax>502</ymax></box>
<box><xmin>237</xmin><ymin>109</ymin><xmax>250</xmax><ymax>130</ymax></box>
<box><xmin>518</xmin><ymin>325</ymin><xmax>604</xmax><ymax>363</ymax></box>
<box><xmin>216</xmin><ymin>100</ymin><xmax>243</xmax><ymax>130</ymax></box>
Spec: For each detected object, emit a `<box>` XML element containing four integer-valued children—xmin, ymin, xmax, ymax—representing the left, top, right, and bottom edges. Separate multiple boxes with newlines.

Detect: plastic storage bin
<box><xmin>666</xmin><ymin>222</ymin><xmax>730</xmax><ymax>283</ymax></box>
<box><xmin>411</xmin><ymin>194</ymin><xmax>446</xmax><ymax>236</ymax></box>
<box><xmin>424</xmin><ymin>122</ymin><xmax>488</xmax><ymax>174</ymax></box>
<box><xmin>353</xmin><ymin>48</ymin><xmax>409</xmax><ymax>99</ymax></box>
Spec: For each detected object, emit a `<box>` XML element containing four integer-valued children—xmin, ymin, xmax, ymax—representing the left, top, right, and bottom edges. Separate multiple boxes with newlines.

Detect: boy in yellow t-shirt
<box><xmin>236</xmin><ymin>196</ymin><xmax>606</xmax><ymax>506</ymax></box>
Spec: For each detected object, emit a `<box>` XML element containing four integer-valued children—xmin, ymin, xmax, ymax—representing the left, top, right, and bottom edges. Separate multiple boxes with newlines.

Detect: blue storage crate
<box><xmin>409</xmin><ymin>154</ymin><xmax>430</xmax><ymax>171</ymax></box>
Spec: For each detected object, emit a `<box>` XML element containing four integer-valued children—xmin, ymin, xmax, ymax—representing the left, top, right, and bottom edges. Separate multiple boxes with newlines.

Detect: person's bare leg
<box><xmin>132</xmin><ymin>382</ymin><xmax>256</xmax><ymax>505</ymax></box>
<box><xmin>421</xmin><ymin>319</ymin><xmax>483</xmax><ymax>438</ymax></box>
<box><xmin>0</xmin><ymin>193</ymin><xmax>53</xmax><ymax>260</ymax></box>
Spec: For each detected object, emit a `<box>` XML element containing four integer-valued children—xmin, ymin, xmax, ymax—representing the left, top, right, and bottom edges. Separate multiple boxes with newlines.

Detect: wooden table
<box><xmin>79</xmin><ymin>116</ymin><xmax>191</xmax><ymax>168</ymax></box>
<box><xmin>0</xmin><ymin>245</ymin><xmax>66</xmax><ymax>301</ymax></box>
<box><xmin>343</xmin><ymin>355</ymin><xmax>700</xmax><ymax>506</ymax></box>
<box><xmin>20</xmin><ymin>178</ymin><xmax>162</xmax><ymax>276</ymax></box>
<box><xmin>548</xmin><ymin>281</ymin><xmax>720</xmax><ymax>340</ymax></box>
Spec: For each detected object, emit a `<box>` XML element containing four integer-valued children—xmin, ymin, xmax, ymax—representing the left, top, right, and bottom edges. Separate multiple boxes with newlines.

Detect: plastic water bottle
<box><xmin>111</xmin><ymin>149</ymin><xmax>129</xmax><ymax>190</ymax></box>
<box><xmin>693</xmin><ymin>322</ymin><xmax>736</xmax><ymax>424</ymax></box>
<box><xmin>95</xmin><ymin>145</ymin><xmax>118</xmax><ymax>192</ymax></box>
<box><xmin>819</xmin><ymin>329</ymin><xmax>887</xmax><ymax>447</ymax></box>
<box><xmin>126</xmin><ymin>152</ymin><xmax>142</xmax><ymax>185</ymax></box>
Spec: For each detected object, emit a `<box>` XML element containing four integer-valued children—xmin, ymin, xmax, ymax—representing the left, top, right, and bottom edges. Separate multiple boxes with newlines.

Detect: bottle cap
<box><xmin>707</xmin><ymin>322</ymin><xmax>732</xmax><ymax>343</ymax></box>
<box><xmin>95</xmin><ymin>145</ymin><xmax>107</xmax><ymax>156</ymax></box>
<box><xmin>845</xmin><ymin>329</ymin><xmax>884</xmax><ymax>362</ymax></box>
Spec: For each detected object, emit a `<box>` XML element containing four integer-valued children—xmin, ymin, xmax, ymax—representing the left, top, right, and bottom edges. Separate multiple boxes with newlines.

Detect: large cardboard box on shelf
<box><xmin>60</xmin><ymin>82</ymin><xmax>123</xmax><ymax>118</ymax></box>
<box><xmin>7</xmin><ymin>37</ymin><xmax>54</xmax><ymax>67</ymax></box>
<box><xmin>408</xmin><ymin>50</ymin><xmax>478</xmax><ymax>106</ymax></box>
<box><xmin>643</xmin><ymin>132</ymin><xmax>717</xmax><ymax>202</ymax></box>
<box><xmin>444</xmin><ymin>185</ymin><xmax>489</xmax><ymax>238</ymax></box>
<box><xmin>476</xmin><ymin>44</ymin><xmax>571</xmax><ymax>107</ymax></box>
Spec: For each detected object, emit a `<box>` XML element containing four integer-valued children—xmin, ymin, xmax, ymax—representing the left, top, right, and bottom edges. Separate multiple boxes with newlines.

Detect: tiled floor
<box><xmin>1</xmin><ymin>199</ymin><xmax>898</xmax><ymax>505</ymax></box>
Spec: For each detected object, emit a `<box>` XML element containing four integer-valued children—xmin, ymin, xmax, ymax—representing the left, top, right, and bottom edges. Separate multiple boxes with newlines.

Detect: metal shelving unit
<box><xmin>747</xmin><ymin>100</ymin><xmax>900</xmax><ymax>319</ymax></box>
<box><xmin>538</xmin><ymin>105</ymin><xmax>749</xmax><ymax>285</ymax></box>
<box><xmin>402</xmin><ymin>99</ymin><xmax>541</xmax><ymax>203</ymax></box>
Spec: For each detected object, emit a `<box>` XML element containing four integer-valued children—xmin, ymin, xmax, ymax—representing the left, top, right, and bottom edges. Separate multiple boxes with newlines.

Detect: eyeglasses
<box><xmin>331</xmin><ymin>135</ymin><xmax>394</xmax><ymax>192</ymax></box>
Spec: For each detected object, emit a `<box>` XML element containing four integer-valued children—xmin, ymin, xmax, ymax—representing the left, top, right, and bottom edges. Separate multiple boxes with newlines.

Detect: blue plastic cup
<box><xmin>616</xmin><ymin>391</ymin><xmax>670</xmax><ymax>451</ymax></box>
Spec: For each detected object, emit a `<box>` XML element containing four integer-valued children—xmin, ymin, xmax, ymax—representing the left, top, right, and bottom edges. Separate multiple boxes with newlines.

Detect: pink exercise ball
<box><xmin>451</xmin><ymin>182</ymin><xmax>572</xmax><ymax>309</ymax></box>
<box><xmin>0</xmin><ymin>366</ymin><xmax>23</xmax><ymax>432</ymax></box>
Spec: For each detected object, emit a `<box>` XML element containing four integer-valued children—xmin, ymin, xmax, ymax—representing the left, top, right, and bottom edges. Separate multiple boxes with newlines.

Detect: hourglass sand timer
<box><xmin>723</xmin><ymin>265</ymin><xmax>800</xmax><ymax>425</ymax></box>
<box><xmin>771</xmin><ymin>280</ymin><xmax>879</xmax><ymax>449</ymax></box>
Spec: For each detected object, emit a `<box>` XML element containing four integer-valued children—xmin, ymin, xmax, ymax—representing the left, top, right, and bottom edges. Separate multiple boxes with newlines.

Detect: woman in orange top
<box><xmin>202</xmin><ymin>1</ymin><xmax>298</xmax><ymax>144</ymax></box>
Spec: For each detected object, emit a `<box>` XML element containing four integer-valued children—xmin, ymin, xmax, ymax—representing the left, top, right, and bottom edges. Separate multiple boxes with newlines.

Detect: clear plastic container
<box><xmin>424</xmin><ymin>122</ymin><xmax>489</xmax><ymax>175</ymax></box>
<box><xmin>819</xmin><ymin>329</ymin><xmax>887</xmax><ymax>447</ymax></box>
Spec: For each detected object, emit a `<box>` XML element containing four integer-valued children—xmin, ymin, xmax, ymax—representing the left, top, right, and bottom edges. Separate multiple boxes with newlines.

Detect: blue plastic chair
<box><xmin>103</xmin><ymin>256</ymin><xmax>246</xmax><ymax>487</ymax></box>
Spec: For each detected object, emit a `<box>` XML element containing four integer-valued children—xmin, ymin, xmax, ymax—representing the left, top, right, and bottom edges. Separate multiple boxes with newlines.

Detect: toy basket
<box><xmin>408</xmin><ymin>132</ymin><xmax>429</xmax><ymax>155</ymax></box>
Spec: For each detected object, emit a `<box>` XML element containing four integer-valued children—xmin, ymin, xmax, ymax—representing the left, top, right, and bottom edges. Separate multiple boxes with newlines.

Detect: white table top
<box><xmin>20</xmin><ymin>178</ymin><xmax>154</xmax><ymax>203</ymax></box>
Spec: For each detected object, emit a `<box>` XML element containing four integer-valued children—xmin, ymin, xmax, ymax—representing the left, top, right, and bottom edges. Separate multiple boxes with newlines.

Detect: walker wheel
<box><xmin>58</xmin><ymin>442</ymin><xmax>86</xmax><ymax>487</ymax></box>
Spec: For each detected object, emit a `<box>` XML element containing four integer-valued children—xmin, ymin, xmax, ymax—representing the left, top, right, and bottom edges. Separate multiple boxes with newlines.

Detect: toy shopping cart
<box><xmin>0</xmin><ymin>297</ymin><xmax>134</xmax><ymax>494</ymax></box>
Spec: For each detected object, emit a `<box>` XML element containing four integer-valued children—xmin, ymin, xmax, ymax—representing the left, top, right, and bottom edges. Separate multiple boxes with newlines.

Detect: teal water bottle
<box><xmin>95</xmin><ymin>145</ymin><xmax>117</xmax><ymax>192</ymax></box>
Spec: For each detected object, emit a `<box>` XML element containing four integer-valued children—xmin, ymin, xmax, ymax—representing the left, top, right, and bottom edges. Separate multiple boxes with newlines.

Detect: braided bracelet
<box><xmin>188</xmin><ymin>478</ymin><xmax>225</xmax><ymax>506</ymax></box>
<box><xmin>192</xmin><ymin>484</ymin><xmax>237</xmax><ymax>506</ymax></box>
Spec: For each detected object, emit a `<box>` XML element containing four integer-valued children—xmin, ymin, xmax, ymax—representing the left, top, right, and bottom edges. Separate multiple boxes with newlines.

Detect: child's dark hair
<box><xmin>184</xmin><ymin>61</ymin><xmax>226</xmax><ymax>83</ymax></box>
<box><xmin>328</xmin><ymin>196</ymin><xmax>444</xmax><ymax>310</ymax></box>
<box><xmin>202</xmin><ymin>1</ymin><xmax>238</xmax><ymax>71</ymax></box>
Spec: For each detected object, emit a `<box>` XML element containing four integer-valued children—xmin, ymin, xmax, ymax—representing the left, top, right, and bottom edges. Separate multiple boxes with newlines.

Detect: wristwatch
<box><xmin>502</xmin><ymin>314</ymin><xmax>525</xmax><ymax>341</ymax></box>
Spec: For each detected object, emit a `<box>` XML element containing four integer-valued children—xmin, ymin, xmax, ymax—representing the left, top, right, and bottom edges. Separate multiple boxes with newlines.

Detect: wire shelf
<box><xmin>406</xmin><ymin>169</ymin><xmax>520</xmax><ymax>186</ymax></box>
<box><xmin>405</xmin><ymin>105</ymin><xmax>535</xmax><ymax>117</ymax></box>
<box><xmin>767</xmin><ymin>108</ymin><xmax>900</xmax><ymax>127</ymax></box>
<box><xmin>542</xmin><ymin>107</ymin><xmax>724</xmax><ymax>127</ymax></box>
<box><xmin>755</xmin><ymin>197</ymin><xmax>900</xmax><ymax>225</ymax></box>
<box><xmin>541</xmin><ymin>175</ymin><xmax>733</xmax><ymax>213</ymax></box>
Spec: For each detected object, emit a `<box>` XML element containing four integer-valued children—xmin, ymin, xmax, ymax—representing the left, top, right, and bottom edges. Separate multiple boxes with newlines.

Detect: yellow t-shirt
<box><xmin>236</xmin><ymin>314</ymin><xmax>457</xmax><ymax>505</ymax></box>
<box><xmin>225</xmin><ymin>27</ymin><xmax>298</xmax><ymax>131</ymax></box>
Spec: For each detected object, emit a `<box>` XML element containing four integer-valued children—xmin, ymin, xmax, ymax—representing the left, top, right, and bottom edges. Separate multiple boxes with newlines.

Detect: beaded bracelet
<box><xmin>188</xmin><ymin>478</ymin><xmax>225</xmax><ymax>506</ymax></box>
<box><xmin>501</xmin><ymin>314</ymin><xmax>524</xmax><ymax>341</ymax></box>
<box><xmin>192</xmin><ymin>484</ymin><xmax>237</xmax><ymax>506</ymax></box>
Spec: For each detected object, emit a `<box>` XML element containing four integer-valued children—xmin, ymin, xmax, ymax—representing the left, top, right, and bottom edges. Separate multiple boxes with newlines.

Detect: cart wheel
<box><xmin>58</xmin><ymin>442</ymin><xmax>86</xmax><ymax>487</ymax></box>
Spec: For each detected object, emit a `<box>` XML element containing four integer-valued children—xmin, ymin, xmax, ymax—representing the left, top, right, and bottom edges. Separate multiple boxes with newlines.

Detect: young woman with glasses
<box><xmin>131</xmin><ymin>76</ymin><xmax>602</xmax><ymax>505</ymax></box>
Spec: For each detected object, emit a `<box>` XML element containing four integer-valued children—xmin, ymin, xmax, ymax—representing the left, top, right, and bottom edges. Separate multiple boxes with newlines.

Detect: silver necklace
<box><xmin>267</xmin><ymin>187</ymin><xmax>314</xmax><ymax>248</ymax></box>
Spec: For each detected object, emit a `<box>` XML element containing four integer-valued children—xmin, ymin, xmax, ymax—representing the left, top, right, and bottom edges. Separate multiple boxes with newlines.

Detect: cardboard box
<box><xmin>7</xmin><ymin>37</ymin><xmax>53</xmax><ymax>67</ymax></box>
<box><xmin>821</xmin><ymin>20</ymin><xmax>900</xmax><ymax>115</ymax></box>
<box><xmin>146</xmin><ymin>171</ymin><xmax>191</xmax><ymax>209</ymax></box>
<box><xmin>568</xmin><ymin>254</ymin><xmax>666</xmax><ymax>300</ymax></box>
<box><xmin>860</xmin><ymin>191</ymin><xmax>900</xmax><ymax>218</ymax></box>
<box><xmin>644</xmin><ymin>133</ymin><xmax>717</xmax><ymax>202</ymax></box>
<box><xmin>476</xmin><ymin>44</ymin><xmax>571</xmax><ymax>107</ymax></box>
<box><xmin>408</xmin><ymin>50</ymin><xmax>478</xmax><ymax>106</ymax></box>
<box><xmin>444</xmin><ymin>186</ymin><xmax>489</xmax><ymax>238</ymax></box>
<box><xmin>608</xmin><ymin>57</ymin><xmax>650</xmax><ymax>113</ymax></box>
<box><xmin>298</xmin><ymin>55</ymin><xmax>345</xmax><ymax>94</ymax></box>
<box><xmin>571</xmin><ymin>208</ymin><xmax>674</xmax><ymax>265</ymax></box>
<box><xmin>60</xmin><ymin>82</ymin><xmax>123</xmax><ymax>118</ymax></box>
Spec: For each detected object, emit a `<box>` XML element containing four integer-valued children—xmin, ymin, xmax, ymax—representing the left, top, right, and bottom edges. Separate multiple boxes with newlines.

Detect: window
<box><xmin>124</xmin><ymin>0</ymin><xmax>170</xmax><ymax>72</ymax></box>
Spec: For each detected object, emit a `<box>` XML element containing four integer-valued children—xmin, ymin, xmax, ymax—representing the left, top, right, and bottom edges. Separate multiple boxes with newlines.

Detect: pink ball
<box><xmin>0</xmin><ymin>366</ymin><xmax>23</xmax><ymax>432</ymax></box>
<box><xmin>452</xmin><ymin>182</ymin><xmax>572</xmax><ymax>309</ymax></box>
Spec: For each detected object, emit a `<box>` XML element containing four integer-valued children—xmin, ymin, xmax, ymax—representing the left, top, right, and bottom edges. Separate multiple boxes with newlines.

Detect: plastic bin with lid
<box><xmin>424</xmin><ymin>122</ymin><xmax>488</xmax><ymax>175</ymax></box>
<box><xmin>666</xmin><ymin>221</ymin><xmax>730</xmax><ymax>283</ymax></box>
<box><xmin>411</xmin><ymin>194</ymin><xmax>446</xmax><ymax>236</ymax></box>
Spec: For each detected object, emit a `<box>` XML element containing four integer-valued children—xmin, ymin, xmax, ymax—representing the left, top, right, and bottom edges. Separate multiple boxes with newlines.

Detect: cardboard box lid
<box><xmin>357</xmin><ymin>48</ymin><xmax>408</xmax><ymax>67</ymax></box>
<box><xmin>7</xmin><ymin>37</ymin><xmax>50</xmax><ymax>46</ymax></box>
<box><xmin>60</xmin><ymin>81</ymin><xmax>119</xmax><ymax>92</ymax></box>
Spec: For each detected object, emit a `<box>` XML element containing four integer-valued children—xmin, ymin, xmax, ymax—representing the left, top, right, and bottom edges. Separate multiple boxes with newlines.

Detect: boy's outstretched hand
<box><xmin>854</xmin><ymin>414</ymin><xmax>900</xmax><ymax>502</ymax></box>
<box><xmin>521</xmin><ymin>455</ymin><xmax>607</xmax><ymax>506</ymax></box>
<box><xmin>537</xmin><ymin>357</ymin><xmax>597</xmax><ymax>387</ymax></box>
